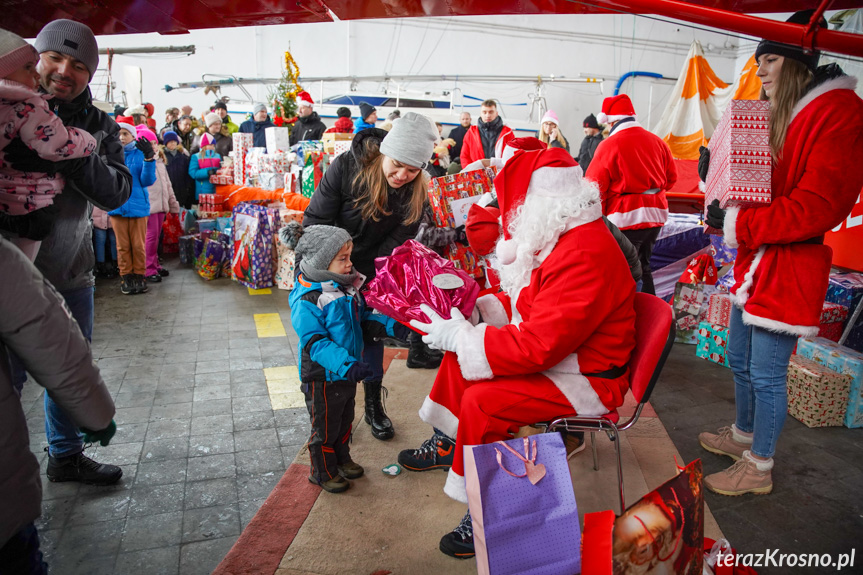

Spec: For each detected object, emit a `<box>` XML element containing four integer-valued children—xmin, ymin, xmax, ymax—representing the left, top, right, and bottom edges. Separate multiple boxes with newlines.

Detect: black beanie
<box><xmin>583</xmin><ymin>113</ymin><xmax>600</xmax><ymax>129</ymax></box>
<box><xmin>336</xmin><ymin>106</ymin><xmax>351</xmax><ymax>118</ymax></box>
<box><xmin>359</xmin><ymin>101</ymin><xmax>376</xmax><ymax>121</ymax></box>
<box><xmin>755</xmin><ymin>10</ymin><xmax>828</xmax><ymax>72</ymax></box>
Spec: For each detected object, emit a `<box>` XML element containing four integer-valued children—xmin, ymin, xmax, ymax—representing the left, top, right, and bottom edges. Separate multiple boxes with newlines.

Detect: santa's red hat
<box><xmin>493</xmin><ymin>138</ymin><xmax>585</xmax><ymax>264</ymax></box>
<box><xmin>597</xmin><ymin>94</ymin><xmax>636</xmax><ymax>125</ymax></box>
<box><xmin>296</xmin><ymin>91</ymin><xmax>314</xmax><ymax>108</ymax></box>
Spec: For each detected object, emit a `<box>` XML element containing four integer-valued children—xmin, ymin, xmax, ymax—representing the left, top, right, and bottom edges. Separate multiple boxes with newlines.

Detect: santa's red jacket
<box><xmin>725</xmin><ymin>75</ymin><xmax>863</xmax><ymax>336</ymax></box>
<box><xmin>460</xmin><ymin>124</ymin><xmax>515</xmax><ymax>166</ymax></box>
<box><xmin>458</xmin><ymin>208</ymin><xmax>636</xmax><ymax>414</ymax></box>
<box><xmin>585</xmin><ymin>121</ymin><xmax>677</xmax><ymax>231</ymax></box>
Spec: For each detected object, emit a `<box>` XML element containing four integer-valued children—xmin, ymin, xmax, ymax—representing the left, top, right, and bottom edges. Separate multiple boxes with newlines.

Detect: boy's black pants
<box><xmin>302</xmin><ymin>380</ymin><xmax>357</xmax><ymax>482</ymax></box>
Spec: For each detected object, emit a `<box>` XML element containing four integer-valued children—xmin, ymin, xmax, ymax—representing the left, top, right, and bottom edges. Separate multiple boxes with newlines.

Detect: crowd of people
<box><xmin>2</xmin><ymin>7</ymin><xmax>863</xmax><ymax>571</ymax></box>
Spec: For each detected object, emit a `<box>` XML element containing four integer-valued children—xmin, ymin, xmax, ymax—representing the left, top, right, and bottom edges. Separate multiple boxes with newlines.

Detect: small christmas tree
<box><xmin>268</xmin><ymin>51</ymin><xmax>302</xmax><ymax>127</ymax></box>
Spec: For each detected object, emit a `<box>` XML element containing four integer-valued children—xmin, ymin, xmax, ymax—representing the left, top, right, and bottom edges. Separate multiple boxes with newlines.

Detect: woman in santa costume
<box><xmin>698</xmin><ymin>10</ymin><xmax>863</xmax><ymax>496</ymax></box>
<box><xmin>398</xmin><ymin>139</ymin><xmax>636</xmax><ymax>559</ymax></box>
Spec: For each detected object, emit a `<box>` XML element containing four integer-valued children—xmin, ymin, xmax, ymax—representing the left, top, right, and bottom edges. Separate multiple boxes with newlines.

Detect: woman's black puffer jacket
<box><xmin>303</xmin><ymin>128</ymin><xmax>422</xmax><ymax>280</ymax></box>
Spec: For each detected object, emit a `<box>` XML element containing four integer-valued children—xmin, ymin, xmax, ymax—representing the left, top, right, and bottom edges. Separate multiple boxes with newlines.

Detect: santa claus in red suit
<box><xmin>585</xmin><ymin>94</ymin><xmax>677</xmax><ymax>295</ymax></box>
<box><xmin>398</xmin><ymin>139</ymin><xmax>637</xmax><ymax>559</ymax></box>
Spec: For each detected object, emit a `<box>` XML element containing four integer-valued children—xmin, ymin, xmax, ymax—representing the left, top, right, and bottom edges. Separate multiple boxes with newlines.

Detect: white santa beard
<box><xmin>496</xmin><ymin>184</ymin><xmax>601</xmax><ymax>299</ymax></box>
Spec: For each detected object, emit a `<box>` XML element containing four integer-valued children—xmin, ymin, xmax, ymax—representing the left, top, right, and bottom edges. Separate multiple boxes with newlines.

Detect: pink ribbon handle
<box><xmin>494</xmin><ymin>437</ymin><xmax>533</xmax><ymax>477</ymax></box>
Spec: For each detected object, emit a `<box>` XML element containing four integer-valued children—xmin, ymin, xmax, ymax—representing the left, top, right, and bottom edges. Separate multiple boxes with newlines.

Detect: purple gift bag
<box><xmin>465</xmin><ymin>433</ymin><xmax>580</xmax><ymax>575</ymax></box>
<box><xmin>231</xmin><ymin>202</ymin><xmax>281</xmax><ymax>289</ymax></box>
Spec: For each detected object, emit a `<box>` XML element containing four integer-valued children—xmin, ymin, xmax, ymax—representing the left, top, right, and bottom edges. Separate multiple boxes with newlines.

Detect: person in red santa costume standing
<box><xmin>585</xmin><ymin>93</ymin><xmax>677</xmax><ymax>296</ymax></box>
<box><xmin>398</xmin><ymin>139</ymin><xmax>637</xmax><ymax>559</ymax></box>
<box><xmin>697</xmin><ymin>10</ymin><xmax>863</xmax><ymax>496</ymax></box>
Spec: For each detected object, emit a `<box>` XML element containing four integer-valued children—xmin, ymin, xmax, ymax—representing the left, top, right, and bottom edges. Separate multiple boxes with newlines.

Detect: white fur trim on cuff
<box><xmin>444</xmin><ymin>468</ymin><xmax>468</xmax><ymax>503</ymax></box>
<box><xmin>698</xmin><ymin>180</ymin><xmax>706</xmax><ymax>193</ymax></box>
<box><xmin>456</xmin><ymin>324</ymin><xmax>494</xmax><ymax>381</ymax></box>
<box><xmin>418</xmin><ymin>395</ymin><xmax>459</xmax><ymax>439</ymax></box>
<box><xmin>741</xmin><ymin>311</ymin><xmax>820</xmax><ymax>337</ymax></box>
<box><xmin>476</xmin><ymin>294</ymin><xmax>509</xmax><ymax>328</ymax></box>
<box><xmin>724</xmin><ymin>207</ymin><xmax>740</xmax><ymax>249</ymax></box>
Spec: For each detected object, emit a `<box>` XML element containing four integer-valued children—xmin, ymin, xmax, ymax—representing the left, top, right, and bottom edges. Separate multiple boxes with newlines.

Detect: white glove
<box><xmin>409</xmin><ymin>304</ymin><xmax>472</xmax><ymax>353</ymax></box>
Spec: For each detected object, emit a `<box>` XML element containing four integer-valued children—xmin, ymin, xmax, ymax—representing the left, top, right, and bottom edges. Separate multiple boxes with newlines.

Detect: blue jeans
<box><xmin>93</xmin><ymin>227</ymin><xmax>117</xmax><ymax>263</ymax></box>
<box><xmin>0</xmin><ymin>523</ymin><xmax>48</xmax><ymax>575</ymax></box>
<box><xmin>727</xmin><ymin>306</ymin><xmax>797</xmax><ymax>459</ymax></box>
<box><xmin>362</xmin><ymin>340</ymin><xmax>385</xmax><ymax>382</ymax></box>
<box><xmin>10</xmin><ymin>286</ymin><xmax>92</xmax><ymax>458</ymax></box>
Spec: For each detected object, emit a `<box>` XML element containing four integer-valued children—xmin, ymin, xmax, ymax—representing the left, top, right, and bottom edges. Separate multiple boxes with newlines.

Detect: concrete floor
<box><xmin>653</xmin><ymin>345</ymin><xmax>863</xmax><ymax>575</ymax></box>
<box><xmin>20</xmin><ymin>259</ymin><xmax>309</xmax><ymax>575</ymax></box>
<box><xmin>19</xmin><ymin>256</ymin><xmax>863</xmax><ymax>574</ymax></box>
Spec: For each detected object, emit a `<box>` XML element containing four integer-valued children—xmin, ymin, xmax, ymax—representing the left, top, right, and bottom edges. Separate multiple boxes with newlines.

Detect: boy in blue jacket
<box><xmin>109</xmin><ymin>121</ymin><xmax>156</xmax><ymax>295</ymax></box>
<box><xmin>286</xmin><ymin>222</ymin><xmax>408</xmax><ymax>493</ymax></box>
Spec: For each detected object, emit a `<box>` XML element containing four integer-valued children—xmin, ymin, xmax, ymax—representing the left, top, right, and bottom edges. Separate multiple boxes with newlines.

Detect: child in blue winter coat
<box><xmin>285</xmin><ymin>222</ymin><xmax>409</xmax><ymax>493</ymax></box>
<box><xmin>109</xmin><ymin>120</ymin><xmax>156</xmax><ymax>295</ymax></box>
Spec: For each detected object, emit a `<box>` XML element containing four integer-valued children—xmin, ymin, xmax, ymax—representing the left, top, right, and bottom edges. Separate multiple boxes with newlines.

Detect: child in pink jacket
<box><xmin>0</xmin><ymin>30</ymin><xmax>97</xmax><ymax>260</ymax></box>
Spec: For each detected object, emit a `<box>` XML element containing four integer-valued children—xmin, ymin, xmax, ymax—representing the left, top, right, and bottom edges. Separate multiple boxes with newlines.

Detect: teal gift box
<box><xmin>796</xmin><ymin>336</ymin><xmax>863</xmax><ymax>428</ymax></box>
<box><xmin>695</xmin><ymin>321</ymin><xmax>729</xmax><ymax>368</ymax></box>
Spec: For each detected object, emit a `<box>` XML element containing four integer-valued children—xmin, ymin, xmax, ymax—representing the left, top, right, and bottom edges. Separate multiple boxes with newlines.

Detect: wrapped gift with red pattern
<box><xmin>427</xmin><ymin>167</ymin><xmax>497</xmax><ymax>228</ymax></box>
<box><xmin>786</xmin><ymin>354</ymin><xmax>851</xmax><ymax>428</ymax></box>
<box><xmin>705</xmin><ymin>100</ymin><xmax>772</xmax><ymax>212</ymax></box>
<box><xmin>696</xmin><ymin>321</ymin><xmax>730</xmax><ymax>367</ymax></box>
<box><xmin>706</xmin><ymin>293</ymin><xmax>733</xmax><ymax>327</ymax></box>
<box><xmin>232</xmin><ymin>133</ymin><xmax>254</xmax><ymax>186</ymax></box>
<box><xmin>444</xmin><ymin>243</ymin><xmax>483</xmax><ymax>279</ymax></box>
<box><xmin>819</xmin><ymin>301</ymin><xmax>849</xmax><ymax>342</ymax></box>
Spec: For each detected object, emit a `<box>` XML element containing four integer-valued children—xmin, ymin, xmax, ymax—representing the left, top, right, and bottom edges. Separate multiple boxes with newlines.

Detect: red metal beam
<box><xmin>589</xmin><ymin>0</ymin><xmax>863</xmax><ymax>58</ymax></box>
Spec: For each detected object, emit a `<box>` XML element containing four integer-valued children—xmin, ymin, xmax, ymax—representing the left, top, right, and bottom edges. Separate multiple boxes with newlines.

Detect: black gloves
<box><xmin>455</xmin><ymin>225</ymin><xmax>469</xmax><ymax>246</ymax></box>
<box><xmin>81</xmin><ymin>420</ymin><xmax>117</xmax><ymax>447</ymax></box>
<box><xmin>135</xmin><ymin>137</ymin><xmax>155</xmax><ymax>160</ymax></box>
<box><xmin>0</xmin><ymin>204</ymin><xmax>60</xmax><ymax>240</ymax></box>
<box><xmin>705</xmin><ymin>199</ymin><xmax>726</xmax><ymax>230</ymax></box>
<box><xmin>345</xmin><ymin>362</ymin><xmax>374</xmax><ymax>384</ymax></box>
<box><xmin>697</xmin><ymin>146</ymin><xmax>711</xmax><ymax>182</ymax></box>
<box><xmin>207</xmin><ymin>168</ymin><xmax>217</xmax><ymax>176</ymax></box>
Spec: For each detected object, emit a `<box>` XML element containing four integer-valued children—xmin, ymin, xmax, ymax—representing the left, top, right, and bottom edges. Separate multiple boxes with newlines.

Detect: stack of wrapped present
<box><xmin>704</xmin><ymin>99</ymin><xmax>772</xmax><ymax>231</ymax></box>
<box><xmin>795</xmin><ymin>336</ymin><xmax>863</xmax><ymax>428</ymax></box>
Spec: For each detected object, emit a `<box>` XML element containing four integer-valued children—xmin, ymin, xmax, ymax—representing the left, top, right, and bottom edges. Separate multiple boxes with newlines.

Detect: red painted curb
<box><xmin>213</xmin><ymin>463</ymin><xmax>320</xmax><ymax>575</ymax></box>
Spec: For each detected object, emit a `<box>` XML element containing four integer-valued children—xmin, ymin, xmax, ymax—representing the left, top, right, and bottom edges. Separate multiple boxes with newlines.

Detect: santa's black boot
<box><xmin>363</xmin><ymin>380</ymin><xmax>394</xmax><ymax>440</ymax></box>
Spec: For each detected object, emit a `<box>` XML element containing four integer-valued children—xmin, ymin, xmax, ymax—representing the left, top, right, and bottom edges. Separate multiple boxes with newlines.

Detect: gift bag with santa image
<box><xmin>581</xmin><ymin>459</ymin><xmax>704</xmax><ymax>575</ymax></box>
<box><xmin>464</xmin><ymin>433</ymin><xmax>582</xmax><ymax>575</ymax></box>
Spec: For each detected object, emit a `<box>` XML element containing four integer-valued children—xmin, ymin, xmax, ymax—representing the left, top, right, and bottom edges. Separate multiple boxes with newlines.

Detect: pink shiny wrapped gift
<box><xmin>365</xmin><ymin>240</ymin><xmax>480</xmax><ymax>328</ymax></box>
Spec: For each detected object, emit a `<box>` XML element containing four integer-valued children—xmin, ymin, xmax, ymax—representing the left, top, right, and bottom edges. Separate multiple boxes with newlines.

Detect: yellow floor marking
<box><xmin>254</xmin><ymin>313</ymin><xmax>287</xmax><ymax>338</ymax></box>
<box><xmin>264</xmin><ymin>365</ymin><xmax>304</xmax><ymax>410</ymax></box>
<box><xmin>247</xmin><ymin>287</ymin><xmax>272</xmax><ymax>295</ymax></box>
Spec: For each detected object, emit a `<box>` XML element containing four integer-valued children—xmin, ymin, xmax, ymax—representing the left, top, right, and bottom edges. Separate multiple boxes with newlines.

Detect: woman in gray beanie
<box><xmin>303</xmin><ymin>111</ymin><xmax>438</xmax><ymax>441</ymax></box>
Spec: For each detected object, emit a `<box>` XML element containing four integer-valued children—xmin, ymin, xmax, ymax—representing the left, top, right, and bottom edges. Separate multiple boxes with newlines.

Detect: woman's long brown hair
<box><xmin>351</xmin><ymin>138</ymin><xmax>426</xmax><ymax>225</ymax></box>
<box><xmin>761</xmin><ymin>57</ymin><xmax>813</xmax><ymax>160</ymax></box>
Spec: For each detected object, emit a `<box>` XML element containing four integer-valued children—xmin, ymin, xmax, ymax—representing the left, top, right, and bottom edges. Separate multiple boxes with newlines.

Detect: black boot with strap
<box><xmin>363</xmin><ymin>380</ymin><xmax>394</xmax><ymax>440</ymax></box>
